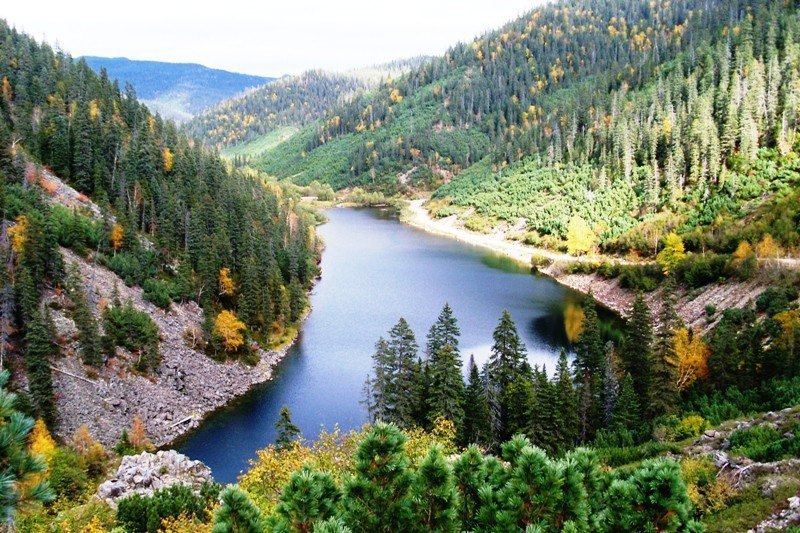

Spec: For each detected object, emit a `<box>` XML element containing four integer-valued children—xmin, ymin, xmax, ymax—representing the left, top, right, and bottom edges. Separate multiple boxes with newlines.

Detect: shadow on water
<box><xmin>177</xmin><ymin>207</ymin><xmax>624</xmax><ymax>482</ymax></box>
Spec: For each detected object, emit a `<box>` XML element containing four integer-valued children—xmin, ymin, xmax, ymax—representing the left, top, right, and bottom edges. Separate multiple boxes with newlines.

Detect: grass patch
<box><xmin>222</xmin><ymin>126</ymin><xmax>299</xmax><ymax>158</ymax></box>
<box><xmin>702</xmin><ymin>480</ymin><xmax>800</xmax><ymax>532</ymax></box>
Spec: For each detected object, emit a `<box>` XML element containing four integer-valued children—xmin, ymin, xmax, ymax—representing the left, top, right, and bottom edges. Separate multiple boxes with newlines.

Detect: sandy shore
<box><xmin>400</xmin><ymin>199</ymin><xmax>769</xmax><ymax>331</ymax></box>
<box><xmin>403</xmin><ymin>199</ymin><xmax>575</xmax><ymax>266</ymax></box>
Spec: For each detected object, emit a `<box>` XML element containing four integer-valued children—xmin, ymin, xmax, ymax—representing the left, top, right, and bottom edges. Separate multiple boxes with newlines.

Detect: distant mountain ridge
<box><xmin>82</xmin><ymin>56</ymin><xmax>275</xmax><ymax>121</ymax></box>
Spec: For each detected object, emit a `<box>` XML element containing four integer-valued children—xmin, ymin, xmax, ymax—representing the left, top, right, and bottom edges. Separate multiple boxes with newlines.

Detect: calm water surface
<box><xmin>177</xmin><ymin>207</ymin><xmax>605</xmax><ymax>482</ymax></box>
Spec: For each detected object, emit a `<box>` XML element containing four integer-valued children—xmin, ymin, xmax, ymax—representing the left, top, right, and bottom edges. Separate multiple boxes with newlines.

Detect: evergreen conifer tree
<box><xmin>212</xmin><ymin>486</ymin><xmax>268</xmax><ymax>532</ymax></box>
<box><xmin>648</xmin><ymin>281</ymin><xmax>681</xmax><ymax>419</ymax></box>
<box><xmin>601</xmin><ymin>341</ymin><xmax>619</xmax><ymax>426</ymax></box>
<box><xmin>24</xmin><ymin>309</ymin><xmax>56</xmax><ymax>428</ymax></box>
<box><xmin>620</xmin><ymin>293</ymin><xmax>654</xmax><ymax>405</ymax></box>
<box><xmin>427</xmin><ymin>305</ymin><xmax>464</xmax><ymax>428</ymax></box>
<box><xmin>451</xmin><ymin>445</ymin><xmax>486</xmax><ymax>531</ymax></box>
<box><xmin>612</xmin><ymin>374</ymin><xmax>641</xmax><ymax>432</ymax></box>
<box><xmin>461</xmin><ymin>356</ymin><xmax>490</xmax><ymax>445</ymax></box>
<box><xmin>410</xmin><ymin>444</ymin><xmax>459</xmax><ymax>532</ymax></box>
<box><xmin>274</xmin><ymin>406</ymin><xmax>301</xmax><ymax>450</ymax></box>
<box><xmin>385</xmin><ymin>318</ymin><xmax>419</xmax><ymax>426</ymax></box>
<box><xmin>273</xmin><ymin>466</ymin><xmax>340</xmax><ymax>531</ymax></box>
<box><xmin>343</xmin><ymin>424</ymin><xmax>413</xmax><ymax>532</ymax></box>
<box><xmin>554</xmin><ymin>350</ymin><xmax>579</xmax><ymax>452</ymax></box>
<box><xmin>0</xmin><ymin>370</ymin><xmax>54</xmax><ymax>524</ymax></box>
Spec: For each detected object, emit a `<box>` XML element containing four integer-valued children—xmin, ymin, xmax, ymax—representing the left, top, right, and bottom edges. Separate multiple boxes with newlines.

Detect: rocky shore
<box><xmin>48</xmin><ymin>248</ymin><xmax>300</xmax><ymax>448</ymax></box>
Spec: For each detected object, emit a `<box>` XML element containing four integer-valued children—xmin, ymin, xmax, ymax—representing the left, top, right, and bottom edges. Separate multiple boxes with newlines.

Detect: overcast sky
<box><xmin>4</xmin><ymin>1</ymin><xmax>546</xmax><ymax>77</ymax></box>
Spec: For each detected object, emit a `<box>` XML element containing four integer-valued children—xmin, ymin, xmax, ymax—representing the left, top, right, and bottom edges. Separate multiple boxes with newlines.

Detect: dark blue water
<box><xmin>177</xmin><ymin>207</ymin><xmax>597</xmax><ymax>482</ymax></box>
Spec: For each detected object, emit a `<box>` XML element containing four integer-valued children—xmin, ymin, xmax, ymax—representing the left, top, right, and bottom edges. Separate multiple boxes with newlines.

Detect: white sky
<box><xmin>3</xmin><ymin>1</ymin><xmax>546</xmax><ymax>77</ymax></box>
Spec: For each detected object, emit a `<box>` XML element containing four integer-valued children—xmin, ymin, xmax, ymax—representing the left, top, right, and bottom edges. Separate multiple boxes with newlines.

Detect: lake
<box><xmin>177</xmin><ymin>207</ymin><xmax>609</xmax><ymax>482</ymax></box>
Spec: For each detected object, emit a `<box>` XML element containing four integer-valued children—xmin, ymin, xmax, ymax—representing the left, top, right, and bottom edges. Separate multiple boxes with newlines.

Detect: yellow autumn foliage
<box><xmin>566</xmin><ymin>215</ymin><xmax>595</xmax><ymax>255</ymax></box>
<box><xmin>163</xmin><ymin>147</ymin><xmax>174</xmax><ymax>173</ymax></box>
<box><xmin>110</xmin><ymin>223</ymin><xmax>124</xmax><ymax>251</ymax></box>
<box><xmin>669</xmin><ymin>328</ymin><xmax>710</xmax><ymax>391</ymax></box>
<box><xmin>564</xmin><ymin>302</ymin><xmax>585</xmax><ymax>343</ymax></box>
<box><xmin>8</xmin><ymin>214</ymin><xmax>28</xmax><ymax>254</ymax></box>
<box><xmin>214</xmin><ymin>310</ymin><xmax>246</xmax><ymax>352</ymax></box>
<box><xmin>218</xmin><ymin>267</ymin><xmax>236</xmax><ymax>297</ymax></box>
<box><xmin>29</xmin><ymin>419</ymin><xmax>57</xmax><ymax>463</ymax></box>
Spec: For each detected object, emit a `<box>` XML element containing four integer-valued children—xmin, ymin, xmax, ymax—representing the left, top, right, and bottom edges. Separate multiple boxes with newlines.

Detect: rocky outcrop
<box><xmin>749</xmin><ymin>495</ymin><xmax>800</xmax><ymax>532</ymax></box>
<box><xmin>96</xmin><ymin>450</ymin><xmax>212</xmax><ymax>505</ymax></box>
<box><xmin>49</xmin><ymin>248</ymin><xmax>295</xmax><ymax>447</ymax></box>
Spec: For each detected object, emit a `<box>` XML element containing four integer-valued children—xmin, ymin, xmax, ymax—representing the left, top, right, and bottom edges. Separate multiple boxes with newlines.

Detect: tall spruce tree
<box><xmin>24</xmin><ymin>309</ymin><xmax>56</xmax><ymax>428</ymax></box>
<box><xmin>648</xmin><ymin>281</ymin><xmax>681</xmax><ymax>419</ymax></box>
<box><xmin>386</xmin><ymin>318</ymin><xmax>419</xmax><ymax>427</ymax></box>
<box><xmin>66</xmin><ymin>266</ymin><xmax>102</xmax><ymax>367</ymax></box>
<box><xmin>612</xmin><ymin>374</ymin><xmax>641</xmax><ymax>432</ymax></box>
<box><xmin>461</xmin><ymin>355</ymin><xmax>490</xmax><ymax>445</ymax></box>
<box><xmin>554</xmin><ymin>350</ymin><xmax>579</xmax><ymax>452</ymax></box>
<box><xmin>427</xmin><ymin>304</ymin><xmax>464</xmax><ymax>427</ymax></box>
<box><xmin>274</xmin><ymin>406</ymin><xmax>301</xmax><ymax>450</ymax></box>
<box><xmin>486</xmin><ymin>311</ymin><xmax>527</xmax><ymax>441</ymax></box>
<box><xmin>529</xmin><ymin>366</ymin><xmax>559</xmax><ymax>454</ymax></box>
<box><xmin>601</xmin><ymin>341</ymin><xmax>620</xmax><ymax>426</ymax></box>
<box><xmin>620</xmin><ymin>293</ymin><xmax>654</xmax><ymax>406</ymax></box>
<box><xmin>364</xmin><ymin>338</ymin><xmax>391</xmax><ymax>422</ymax></box>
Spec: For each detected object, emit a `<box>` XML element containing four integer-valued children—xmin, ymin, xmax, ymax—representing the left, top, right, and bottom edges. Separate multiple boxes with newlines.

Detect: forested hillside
<box><xmin>255</xmin><ymin>0</ymin><xmax>799</xmax><ymax>254</ymax></box>
<box><xmin>83</xmin><ymin>56</ymin><xmax>273</xmax><ymax>122</ymax></box>
<box><xmin>0</xmin><ymin>19</ymin><xmax>318</xmax><ymax>426</ymax></box>
<box><xmin>185</xmin><ymin>58</ymin><xmax>430</xmax><ymax>153</ymax></box>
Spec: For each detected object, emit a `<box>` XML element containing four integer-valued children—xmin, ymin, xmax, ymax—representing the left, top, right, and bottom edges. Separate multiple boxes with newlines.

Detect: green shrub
<box><xmin>116</xmin><ymin>483</ymin><xmax>218</xmax><ymax>532</ymax></box>
<box><xmin>678</xmin><ymin>253</ymin><xmax>729</xmax><ymax>288</ymax></box>
<box><xmin>728</xmin><ymin>424</ymin><xmax>800</xmax><ymax>462</ymax></box>
<box><xmin>618</xmin><ymin>264</ymin><xmax>663</xmax><ymax>292</ymax></box>
<box><xmin>49</xmin><ymin>447</ymin><xmax>88</xmax><ymax>499</ymax></box>
<box><xmin>755</xmin><ymin>287</ymin><xmax>799</xmax><ymax>316</ymax></box>
<box><xmin>142</xmin><ymin>279</ymin><xmax>173</xmax><ymax>309</ymax></box>
<box><xmin>103</xmin><ymin>300</ymin><xmax>160</xmax><ymax>371</ymax></box>
<box><xmin>654</xmin><ymin>415</ymin><xmax>709</xmax><ymax>442</ymax></box>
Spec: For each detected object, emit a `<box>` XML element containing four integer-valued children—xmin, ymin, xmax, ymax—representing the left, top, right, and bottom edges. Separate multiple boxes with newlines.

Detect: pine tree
<box><xmin>574</xmin><ymin>298</ymin><xmax>603</xmax><ymax>379</ymax></box>
<box><xmin>212</xmin><ymin>485</ymin><xmax>268</xmax><ymax>532</ymax></box>
<box><xmin>274</xmin><ymin>406</ymin><xmax>301</xmax><ymax>450</ymax></box>
<box><xmin>0</xmin><ymin>370</ymin><xmax>54</xmax><ymax>524</ymax></box>
<box><xmin>24</xmin><ymin>309</ymin><xmax>56</xmax><ymax>428</ymax></box>
<box><xmin>343</xmin><ymin>424</ymin><xmax>413</xmax><ymax>532</ymax></box>
<box><xmin>273</xmin><ymin>466</ymin><xmax>340</xmax><ymax>531</ymax></box>
<box><xmin>554</xmin><ymin>351</ymin><xmax>578</xmax><ymax>452</ymax></box>
<box><xmin>410</xmin><ymin>444</ymin><xmax>459</xmax><ymax>532</ymax></box>
<box><xmin>461</xmin><ymin>356</ymin><xmax>490</xmax><ymax>445</ymax></box>
<box><xmin>451</xmin><ymin>445</ymin><xmax>486</xmax><ymax>531</ymax></box>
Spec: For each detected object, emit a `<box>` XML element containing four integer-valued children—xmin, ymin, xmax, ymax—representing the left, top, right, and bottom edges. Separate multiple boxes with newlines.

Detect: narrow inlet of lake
<box><xmin>177</xmin><ymin>207</ymin><xmax>615</xmax><ymax>482</ymax></box>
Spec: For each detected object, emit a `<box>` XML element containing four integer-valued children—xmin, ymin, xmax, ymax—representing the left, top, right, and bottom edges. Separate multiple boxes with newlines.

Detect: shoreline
<box><xmin>401</xmin><ymin>199</ymin><xmax>633</xmax><ymax>312</ymax></box>
<box><xmin>400</xmin><ymin>199</ymin><xmax>767</xmax><ymax>331</ymax></box>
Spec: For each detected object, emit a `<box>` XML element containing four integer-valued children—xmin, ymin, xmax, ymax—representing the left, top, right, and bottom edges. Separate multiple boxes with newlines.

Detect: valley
<box><xmin>1</xmin><ymin>0</ymin><xmax>800</xmax><ymax>530</ymax></box>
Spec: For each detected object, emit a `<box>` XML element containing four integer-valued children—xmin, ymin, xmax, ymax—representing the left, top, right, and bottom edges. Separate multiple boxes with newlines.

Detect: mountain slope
<box><xmin>255</xmin><ymin>0</ymin><xmax>800</xmax><ymax>255</ymax></box>
<box><xmin>185</xmin><ymin>58</ymin><xmax>430</xmax><ymax>154</ymax></box>
<box><xmin>82</xmin><ymin>56</ymin><xmax>274</xmax><ymax>121</ymax></box>
<box><xmin>0</xmin><ymin>20</ymin><xmax>318</xmax><ymax>440</ymax></box>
